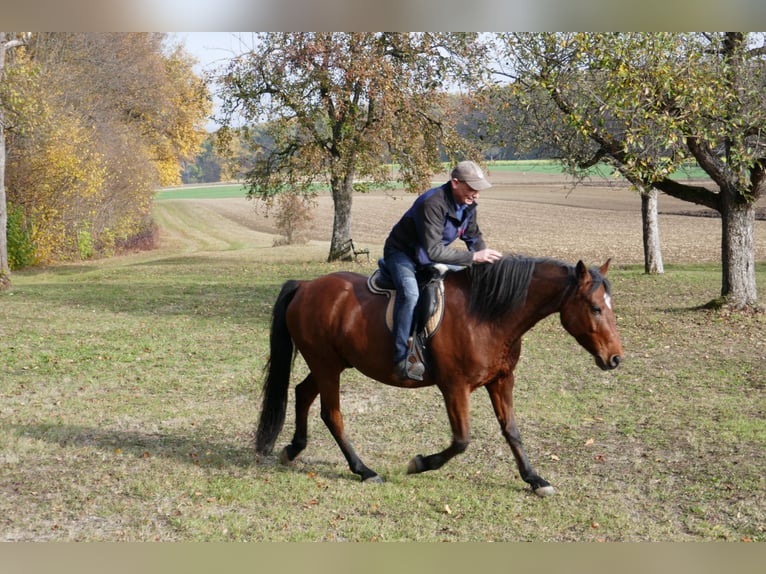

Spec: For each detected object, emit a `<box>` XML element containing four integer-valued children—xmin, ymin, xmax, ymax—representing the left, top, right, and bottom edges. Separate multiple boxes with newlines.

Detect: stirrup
<box><xmin>396</xmin><ymin>357</ymin><xmax>424</xmax><ymax>381</ymax></box>
<box><xmin>405</xmin><ymin>355</ymin><xmax>425</xmax><ymax>380</ymax></box>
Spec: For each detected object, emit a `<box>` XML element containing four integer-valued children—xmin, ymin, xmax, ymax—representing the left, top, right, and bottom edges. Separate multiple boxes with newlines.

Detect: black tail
<box><xmin>255</xmin><ymin>280</ymin><xmax>300</xmax><ymax>456</ymax></box>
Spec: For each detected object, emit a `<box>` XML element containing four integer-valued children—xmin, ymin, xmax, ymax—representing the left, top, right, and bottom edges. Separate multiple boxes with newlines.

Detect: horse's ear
<box><xmin>599</xmin><ymin>258</ymin><xmax>612</xmax><ymax>276</ymax></box>
<box><xmin>576</xmin><ymin>260</ymin><xmax>589</xmax><ymax>282</ymax></box>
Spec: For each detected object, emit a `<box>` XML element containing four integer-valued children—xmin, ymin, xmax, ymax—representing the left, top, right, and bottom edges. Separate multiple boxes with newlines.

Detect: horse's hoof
<box><xmin>278</xmin><ymin>448</ymin><xmax>294</xmax><ymax>466</ymax></box>
<box><xmin>407</xmin><ymin>454</ymin><xmax>425</xmax><ymax>474</ymax></box>
<box><xmin>534</xmin><ymin>485</ymin><xmax>556</xmax><ymax>497</ymax></box>
<box><xmin>363</xmin><ymin>474</ymin><xmax>384</xmax><ymax>484</ymax></box>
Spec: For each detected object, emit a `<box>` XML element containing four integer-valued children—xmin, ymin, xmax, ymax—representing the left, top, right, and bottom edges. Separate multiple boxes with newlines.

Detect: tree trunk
<box><xmin>327</xmin><ymin>173</ymin><xmax>354</xmax><ymax>262</ymax></box>
<box><xmin>652</xmin><ymin>173</ymin><xmax>759</xmax><ymax>308</ymax></box>
<box><xmin>720</xmin><ymin>189</ymin><xmax>757</xmax><ymax>308</ymax></box>
<box><xmin>0</xmin><ymin>107</ymin><xmax>9</xmax><ymax>289</ymax></box>
<box><xmin>0</xmin><ymin>33</ymin><xmax>11</xmax><ymax>289</ymax></box>
<box><xmin>640</xmin><ymin>187</ymin><xmax>664</xmax><ymax>275</ymax></box>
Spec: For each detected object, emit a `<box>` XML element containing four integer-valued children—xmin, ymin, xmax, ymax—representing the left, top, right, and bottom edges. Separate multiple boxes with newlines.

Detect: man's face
<box><xmin>451</xmin><ymin>179</ymin><xmax>480</xmax><ymax>206</ymax></box>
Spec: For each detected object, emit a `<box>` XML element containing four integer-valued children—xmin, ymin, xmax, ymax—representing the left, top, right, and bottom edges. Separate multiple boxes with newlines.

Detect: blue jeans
<box><xmin>382</xmin><ymin>249</ymin><xmax>420</xmax><ymax>363</ymax></box>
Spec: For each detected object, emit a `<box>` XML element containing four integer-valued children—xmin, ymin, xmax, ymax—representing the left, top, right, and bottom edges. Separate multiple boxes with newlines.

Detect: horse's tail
<box><xmin>255</xmin><ymin>279</ymin><xmax>301</xmax><ymax>457</ymax></box>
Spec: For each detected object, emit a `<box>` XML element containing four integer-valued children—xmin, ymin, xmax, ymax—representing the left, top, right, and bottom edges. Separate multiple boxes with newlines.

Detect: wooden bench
<box><xmin>339</xmin><ymin>239</ymin><xmax>370</xmax><ymax>262</ymax></box>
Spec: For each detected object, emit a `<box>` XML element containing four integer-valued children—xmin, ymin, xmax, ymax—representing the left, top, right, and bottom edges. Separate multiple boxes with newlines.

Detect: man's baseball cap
<box><xmin>451</xmin><ymin>160</ymin><xmax>492</xmax><ymax>191</ymax></box>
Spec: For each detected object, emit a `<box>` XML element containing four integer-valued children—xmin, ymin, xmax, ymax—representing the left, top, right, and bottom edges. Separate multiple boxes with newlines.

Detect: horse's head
<box><xmin>559</xmin><ymin>259</ymin><xmax>623</xmax><ymax>371</ymax></box>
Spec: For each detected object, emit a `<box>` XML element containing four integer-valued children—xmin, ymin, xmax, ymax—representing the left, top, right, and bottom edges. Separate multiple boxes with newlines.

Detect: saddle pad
<box><xmin>367</xmin><ymin>269</ymin><xmax>445</xmax><ymax>337</ymax></box>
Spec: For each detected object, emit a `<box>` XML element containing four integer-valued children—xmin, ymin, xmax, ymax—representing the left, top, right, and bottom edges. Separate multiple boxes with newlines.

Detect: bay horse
<box><xmin>255</xmin><ymin>255</ymin><xmax>623</xmax><ymax>496</ymax></box>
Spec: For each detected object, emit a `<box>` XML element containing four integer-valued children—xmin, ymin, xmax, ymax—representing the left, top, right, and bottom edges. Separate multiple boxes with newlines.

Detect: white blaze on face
<box><xmin>604</xmin><ymin>293</ymin><xmax>612</xmax><ymax>311</ymax></box>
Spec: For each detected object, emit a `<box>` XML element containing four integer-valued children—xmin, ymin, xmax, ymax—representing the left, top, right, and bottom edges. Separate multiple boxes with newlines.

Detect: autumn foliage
<box><xmin>2</xmin><ymin>33</ymin><xmax>211</xmax><ymax>265</ymax></box>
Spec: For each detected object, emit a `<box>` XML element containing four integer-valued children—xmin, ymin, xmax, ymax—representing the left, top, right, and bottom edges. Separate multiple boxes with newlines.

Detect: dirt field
<box><xmin>197</xmin><ymin>171</ymin><xmax>766</xmax><ymax>267</ymax></box>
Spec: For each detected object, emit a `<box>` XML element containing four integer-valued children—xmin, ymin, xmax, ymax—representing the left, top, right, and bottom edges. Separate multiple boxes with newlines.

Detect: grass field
<box><xmin>156</xmin><ymin>184</ymin><xmax>249</xmax><ymax>200</ymax></box>
<box><xmin>1</xmin><ymin>178</ymin><xmax>764</xmax><ymax>543</ymax></box>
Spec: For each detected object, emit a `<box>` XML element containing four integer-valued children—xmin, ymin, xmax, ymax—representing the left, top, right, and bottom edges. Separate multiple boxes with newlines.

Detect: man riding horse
<box><xmin>380</xmin><ymin>160</ymin><xmax>503</xmax><ymax>381</ymax></box>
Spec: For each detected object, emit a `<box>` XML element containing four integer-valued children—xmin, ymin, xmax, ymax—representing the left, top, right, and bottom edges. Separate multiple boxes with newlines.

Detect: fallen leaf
<box><xmin>444</xmin><ymin>504</ymin><xmax>452</xmax><ymax>514</ymax></box>
<box><xmin>550</xmin><ymin>454</ymin><xmax>560</xmax><ymax>461</ymax></box>
<box><xmin>585</xmin><ymin>438</ymin><xmax>595</xmax><ymax>446</ymax></box>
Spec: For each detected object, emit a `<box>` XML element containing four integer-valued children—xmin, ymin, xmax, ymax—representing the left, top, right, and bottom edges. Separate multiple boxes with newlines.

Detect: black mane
<box><xmin>466</xmin><ymin>255</ymin><xmax>611</xmax><ymax>322</ymax></box>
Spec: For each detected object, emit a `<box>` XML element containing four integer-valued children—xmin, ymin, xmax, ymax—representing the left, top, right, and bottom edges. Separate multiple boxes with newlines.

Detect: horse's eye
<box><xmin>591</xmin><ymin>305</ymin><xmax>602</xmax><ymax>315</ymax></box>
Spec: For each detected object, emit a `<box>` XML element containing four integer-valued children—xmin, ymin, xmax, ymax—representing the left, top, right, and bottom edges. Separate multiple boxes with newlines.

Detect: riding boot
<box><xmin>395</xmin><ymin>357</ymin><xmax>425</xmax><ymax>382</ymax></box>
<box><xmin>395</xmin><ymin>337</ymin><xmax>425</xmax><ymax>381</ymax></box>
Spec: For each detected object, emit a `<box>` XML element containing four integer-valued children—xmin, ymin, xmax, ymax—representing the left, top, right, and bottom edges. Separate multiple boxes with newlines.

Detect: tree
<box><xmin>31</xmin><ymin>33</ymin><xmax>211</xmax><ymax>188</ymax></box>
<box><xmin>215</xmin><ymin>32</ymin><xmax>488</xmax><ymax>261</ymax></box>
<box><xmin>0</xmin><ymin>32</ymin><xmax>28</xmax><ymax>289</ymax></box>
<box><xmin>181</xmin><ymin>137</ymin><xmax>223</xmax><ymax>183</ymax></box>
<box><xmin>3</xmin><ymin>33</ymin><xmax>210</xmax><ymax>263</ymax></box>
<box><xmin>152</xmin><ymin>42</ymin><xmax>214</xmax><ymax>186</ymax></box>
<box><xmin>497</xmin><ymin>32</ymin><xmax>764</xmax><ymax>309</ymax></box>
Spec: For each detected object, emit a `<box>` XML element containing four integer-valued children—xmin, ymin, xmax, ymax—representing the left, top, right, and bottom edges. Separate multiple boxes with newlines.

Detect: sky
<box><xmin>171</xmin><ymin>32</ymin><xmax>251</xmax><ymax>74</ymax></box>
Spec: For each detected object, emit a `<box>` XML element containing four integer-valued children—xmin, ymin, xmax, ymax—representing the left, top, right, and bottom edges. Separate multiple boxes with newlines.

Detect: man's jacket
<box><xmin>384</xmin><ymin>182</ymin><xmax>487</xmax><ymax>267</ymax></box>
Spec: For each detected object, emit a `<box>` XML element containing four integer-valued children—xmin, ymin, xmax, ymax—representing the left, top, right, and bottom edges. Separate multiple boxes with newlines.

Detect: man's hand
<box><xmin>472</xmin><ymin>248</ymin><xmax>503</xmax><ymax>264</ymax></box>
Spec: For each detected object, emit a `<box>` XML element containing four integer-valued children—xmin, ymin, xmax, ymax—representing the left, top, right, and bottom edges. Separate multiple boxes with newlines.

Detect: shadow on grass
<box><xmin>14</xmin><ymin>264</ymin><xmax>95</xmax><ymax>277</ymax></box>
<box><xmin>13</xmin><ymin>423</ymin><xmax>254</xmax><ymax>469</ymax></box>
<box><xmin>12</xmin><ymin>281</ymin><xmax>280</xmax><ymax>324</ymax></box>
<box><xmin>8</xmin><ymin>255</ymin><xmax>336</xmax><ymax>323</ymax></box>
<box><xmin>129</xmin><ymin>255</ymin><xmax>234</xmax><ymax>268</ymax></box>
<box><xmin>12</xmin><ymin>422</ymin><xmax>376</xmax><ymax>484</ymax></box>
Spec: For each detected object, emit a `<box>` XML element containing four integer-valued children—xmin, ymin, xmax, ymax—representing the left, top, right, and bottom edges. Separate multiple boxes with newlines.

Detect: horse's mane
<box><xmin>466</xmin><ymin>255</ymin><xmax>611</xmax><ymax>322</ymax></box>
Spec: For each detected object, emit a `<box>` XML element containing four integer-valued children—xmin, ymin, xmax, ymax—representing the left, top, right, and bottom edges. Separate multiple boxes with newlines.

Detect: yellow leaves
<box><xmin>156</xmin><ymin>157</ymin><xmax>183</xmax><ymax>187</ymax></box>
<box><xmin>617</xmin><ymin>61</ymin><xmax>629</xmax><ymax>77</ymax></box>
<box><xmin>11</xmin><ymin>114</ymin><xmax>108</xmax><ymax>263</ymax></box>
<box><xmin>5</xmin><ymin>33</ymin><xmax>209</xmax><ymax>263</ymax></box>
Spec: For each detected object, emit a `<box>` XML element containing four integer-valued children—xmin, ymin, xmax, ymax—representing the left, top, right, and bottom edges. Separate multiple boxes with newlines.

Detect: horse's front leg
<box><xmin>407</xmin><ymin>386</ymin><xmax>470</xmax><ymax>474</ymax></box>
<box><xmin>486</xmin><ymin>377</ymin><xmax>555</xmax><ymax>497</ymax></box>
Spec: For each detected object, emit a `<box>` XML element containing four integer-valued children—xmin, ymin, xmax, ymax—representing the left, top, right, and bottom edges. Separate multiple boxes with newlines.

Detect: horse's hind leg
<box><xmin>485</xmin><ymin>378</ymin><xmax>555</xmax><ymax>497</ymax></box>
<box><xmin>280</xmin><ymin>374</ymin><xmax>318</xmax><ymax>464</ymax></box>
<box><xmin>280</xmin><ymin>373</ymin><xmax>380</xmax><ymax>483</ymax></box>
<box><xmin>317</xmin><ymin>376</ymin><xmax>382</xmax><ymax>483</ymax></box>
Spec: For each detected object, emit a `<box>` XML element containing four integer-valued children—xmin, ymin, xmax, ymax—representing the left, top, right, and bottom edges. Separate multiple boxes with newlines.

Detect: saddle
<box><xmin>367</xmin><ymin>260</ymin><xmax>448</xmax><ymax>372</ymax></box>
